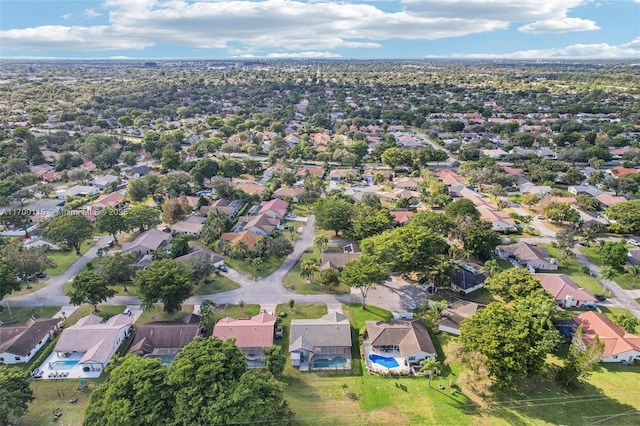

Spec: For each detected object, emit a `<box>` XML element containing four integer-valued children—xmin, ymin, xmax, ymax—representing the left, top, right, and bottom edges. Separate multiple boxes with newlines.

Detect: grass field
<box><xmin>136</xmin><ymin>304</ymin><xmax>194</xmax><ymax>324</ymax></box>
<box><xmin>579</xmin><ymin>245</ymin><xmax>638</xmax><ymax>290</ymax></box>
<box><xmin>64</xmin><ymin>305</ymin><xmax>126</xmax><ymax>326</ymax></box>
<box><xmin>540</xmin><ymin>245</ymin><xmax>606</xmax><ymax>296</ymax></box>
<box><xmin>283</xmin><ymin>248</ymin><xmax>351</xmax><ymax>294</ymax></box>
<box><xmin>0</xmin><ymin>306</ymin><xmax>60</xmax><ymax>323</ymax></box>
<box><xmin>193</xmin><ymin>275</ymin><xmax>240</xmax><ymax>294</ymax></box>
<box><xmin>22</xmin><ymin>379</ymin><xmax>101</xmax><ymax>426</ymax></box>
<box><xmin>225</xmin><ymin>255</ymin><xmax>283</xmax><ymax>279</ymax></box>
<box><xmin>45</xmin><ymin>240</ymin><xmax>96</xmax><ymax>276</ymax></box>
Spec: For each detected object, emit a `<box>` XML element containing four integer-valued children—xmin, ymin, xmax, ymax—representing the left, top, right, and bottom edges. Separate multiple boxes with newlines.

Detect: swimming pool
<box><xmin>50</xmin><ymin>360</ymin><xmax>79</xmax><ymax>371</ymax></box>
<box><xmin>312</xmin><ymin>356</ymin><xmax>348</xmax><ymax>369</ymax></box>
<box><xmin>369</xmin><ymin>354</ymin><xmax>399</xmax><ymax>368</ymax></box>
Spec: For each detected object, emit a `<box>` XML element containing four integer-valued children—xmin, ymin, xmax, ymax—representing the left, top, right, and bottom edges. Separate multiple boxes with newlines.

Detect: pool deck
<box><xmin>35</xmin><ymin>352</ymin><xmax>103</xmax><ymax>380</ymax></box>
<box><xmin>363</xmin><ymin>344</ymin><xmax>410</xmax><ymax>374</ymax></box>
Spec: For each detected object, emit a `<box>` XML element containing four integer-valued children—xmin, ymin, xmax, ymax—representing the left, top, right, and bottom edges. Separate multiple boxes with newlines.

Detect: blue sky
<box><xmin>1</xmin><ymin>0</ymin><xmax>639</xmax><ymax>59</ymax></box>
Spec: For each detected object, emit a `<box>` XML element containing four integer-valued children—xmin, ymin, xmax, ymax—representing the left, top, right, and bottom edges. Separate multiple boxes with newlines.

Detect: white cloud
<box><xmin>61</xmin><ymin>13</ymin><xmax>73</xmax><ymax>20</ymax></box>
<box><xmin>454</xmin><ymin>37</ymin><xmax>640</xmax><ymax>58</ymax></box>
<box><xmin>83</xmin><ymin>8</ymin><xmax>103</xmax><ymax>18</ymax></box>
<box><xmin>266</xmin><ymin>51</ymin><xmax>342</xmax><ymax>58</ymax></box>
<box><xmin>519</xmin><ymin>17</ymin><xmax>600</xmax><ymax>34</ymax></box>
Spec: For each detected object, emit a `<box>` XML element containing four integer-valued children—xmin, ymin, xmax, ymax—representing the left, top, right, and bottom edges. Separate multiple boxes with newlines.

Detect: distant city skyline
<box><xmin>1</xmin><ymin>0</ymin><xmax>639</xmax><ymax>60</ymax></box>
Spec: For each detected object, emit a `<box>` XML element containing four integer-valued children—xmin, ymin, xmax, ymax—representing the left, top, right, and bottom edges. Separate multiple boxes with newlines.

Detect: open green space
<box><xmin>193</xmin><ymin>275</ymin><xmax>240</xmax><ymax>294</ymax></box>
<box><xmin>225</xmin><ymin>255</ymin><xmax>283</xmax><ymax>278</ymax></box>
<box><xmin>215</xmin><ymin>303</ymin><xmax>261</xmax><ymax>319</ymax></box>
<box><xmin>343</xmin><ymin>304</ymin><xmax>393</xmax><ymax>329</ymax></box>
<box><xmin>23</xmin><ymin>379</ymin><xmax>102</xmax><ymax>426</ymax></box>
<box><xmin>283</xmin><ymin>248</ymin><xmax>351</xmax><ymax>294</ymax></box>
<box><xmin>0</xmin><ymin>306</ymin><xmax>60</xmax><ymax>323</ymax></box>
<box><xmin>45</xmin><ymin>240</ymin><xmax>96</xmax><ymax>276</ymax></box>
<box><xmin>135</xmin><ymin>304</ymin><xmax>194</xmax><ymax>325</ymax></box>
<box><xmin>3</xmin><ymin>280</ymin><xmax>49</xmax><ymax>298</ymax></box>
<box><xmin>64</xmin><ymin>305</ymin><xmax>126</xmax><ymax>326</ymax></box>
<box><xmin>579</xmin><ymin>246</ymin><xmax>639</xmax><ymax>290</ymax></box>
<box><xmin>290</xmin><ymin>204</ymin><xmax>312</xmax><ymax>217</ymax></box>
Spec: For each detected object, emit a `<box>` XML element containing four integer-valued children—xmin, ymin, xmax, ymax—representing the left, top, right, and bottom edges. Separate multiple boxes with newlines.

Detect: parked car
<box><xmin>122</xmin><ymin>308</ymin><xmax>132</xmax><ymax>316</ymax></box>
<box><xmin>594</xmin><ymin>294</ymin><xmax>607</xmax><ymax>302</ymax></box>
<box><xmin>218</xmin><ymin>265</ymin><xmax>228</xmax><ymax>273</ymax></box>
<box><xmin>628</xmin><ymin>238</ymin><xmax>640</xmax><ymax>247</ymax></box>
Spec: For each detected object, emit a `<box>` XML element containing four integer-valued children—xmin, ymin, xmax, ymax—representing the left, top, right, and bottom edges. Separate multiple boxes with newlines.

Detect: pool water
<box><xmin>312</xmin><ymin>356</ymin><xmax>348</xmax><ymax>368</ymax></box>
<box><xmin>369</xmin><ymin>354</ymin><xmax>399</xmax><ymax>368</ymax></box>
<box><xmin>51</xmin><ymin>360</ymin><xmax>79</xmax><ymax>371</ymax></box>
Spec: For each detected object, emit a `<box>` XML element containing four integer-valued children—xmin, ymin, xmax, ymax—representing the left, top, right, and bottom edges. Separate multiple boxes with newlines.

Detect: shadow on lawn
<box><xmin>488</xmin><ymin>370</ymin><xmax>640</xmax><ymax>426</ymax></box>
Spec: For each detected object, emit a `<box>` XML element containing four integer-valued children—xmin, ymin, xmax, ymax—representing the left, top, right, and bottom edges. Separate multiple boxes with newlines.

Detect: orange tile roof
<box><xmin>574</xmin><ymin>311</ymin><xmax>640</xmax><ymax>358</ymax></box>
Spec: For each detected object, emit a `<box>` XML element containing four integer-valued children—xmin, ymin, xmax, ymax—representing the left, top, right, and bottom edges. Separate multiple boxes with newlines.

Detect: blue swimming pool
<box><xmin>312</xmin><ymin>356</ymin><xmax>348</xmax><ymax>369</ymax></box>
<box><xmin>369</xmin><ymin>354</ymin><xmax>399</xmax><ymax>368</ymax></box>
<box><xmin>50</xmin><ymin>360</ymin><xmax>79</xmax><ymax>371</ymax></box>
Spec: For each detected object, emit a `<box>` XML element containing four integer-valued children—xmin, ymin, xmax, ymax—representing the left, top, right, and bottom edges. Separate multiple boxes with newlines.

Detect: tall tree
<box><xmin>124</xmin><ymin>205</ymin><xmax>161</xmax><ymax>232</ymax></box>
<box><xmin>135</xmin><ymin>258</ymin><xmax>194</xmax><ymax>313</ymax></box>
<box><xmin>314</xmin><ymin>197</ymin><xmax>353</xmax><ymax>236</ymax></box>
<box><xmin>340</xmin><ymin>255</ymin><xmax>388</xmax><ymax>308</ymax></box>
<box><xmin>419</xmin><ymin>358</ymin><xmax>441</xmax><ymax>388</ymax></box>
<box><xmin>627</xmin><ymin>265</ymin><xmax>640</xmax><ymax>288</ymax></box>
<box><xmin>482</xmin><ymin>259</ymin><xmax>502</xmax><ymax>277</ymax></box>
<box><xmin>0</xmin><ymin>262</ymin><xmax>20</xmax><ymax>301</ymax></box>
<box><xmin>461</xmin><ymin>220</ymin><xmax>501</xmax><ymax>261</ymax></box>
<box><xmin>600</xmin><ymin>241</ymin><xmax>628</xmax><ymax>269</ymax></box>
<box><xmin>263</xmin><ymin>345</ymin><xmax>286</xmax><ymax>378</ymax></box>
<box><xmin>100</xmin><ymin>252</ymin><xmax>135</xmax><ymax>291</ymax></box>
<box><xmin>555</xmin><ymin>325</ymin><xmax>604</xmax><ymax>389</ymax></box>
<box><xmin>612</xmin><ymin>311</ymin><xmax>639</xmax><ymax>333</ymax></box>
<box><xmin>96</xmin><ymin>207</ymin><xmax>127</xmax><ymax>243</ymax></box>
<box><xmin>0</xmin><ymin>244</ymin><xmax>53</xmax><ymax>283</ymax></box>
<box><xmin>314</xmin><ymin>232</ymin><xmax>329</xmax><ymax>253</ymax></box>
<box><xmin>348</xmin><ymin>206</ymin><xmax>393</xmax><ymax>242</ymax></box>
<box><xmin>0</xmin><ymin>367</ymin><xmax>33</xmax><ymax>425</ymax></box>
<box><xmin>198</xmin><ymin>299</ymin><xmax>217</xmax><ymax>334</ymax></box>
<box><xmin>0</xmin><ymin>209</ymin><xmax>32</xmax><ymax>237</ymax></box>
<box><xmin>605</xmin><ymin>200</ymin><xmax>640</xmax><ymax>233</ymax></box>
<box><xmin>67</xmin><ymin>270</ymin><xmax>116</xmax><ymax>312</ymax></box>
<box><xmin>484</xmin><ymin>268</ymin><xmax>541</xmax><ymax>302</ymax></box>
<box><xmin>84</xmin><ymin>356</ymin><xmax>173</xmax><ymax>426</ymax></box>
<box><xmin>444</xmin><ymin>199</ymin><xmax>480</xmax><ymax>220</ymax></box>
<box><xmin>43</xmin><ymin>214</ymin><xmax>93</xmax><ymax>255</ymax></box>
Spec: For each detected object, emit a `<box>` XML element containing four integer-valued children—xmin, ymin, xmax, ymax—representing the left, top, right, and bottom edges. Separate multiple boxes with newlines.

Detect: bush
<box><xmin>581</xmin><ymin>265</ymin><xmax>590</xmax><ymax>274</ymax></box>
<box><xmin>86</xmin><ymin>261</ymin><xmax>94</xmax><ymax>270</ymax></box>
<box><xmin>27</xmin><ymin>334</ymin><xmax>60</xmax><ymax>372</ymax></box>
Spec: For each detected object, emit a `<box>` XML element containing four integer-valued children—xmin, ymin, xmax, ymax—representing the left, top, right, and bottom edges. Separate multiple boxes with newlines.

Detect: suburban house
<box><xmin>573</xmin><ymin>311</ymin><xmax>640</xmax><ymax>363</ymax></box>
<box><xmin>50</xmin><ymin>314</ymin><xmax>134</xmax><ymax>376</ymax></box>
<box><xmin>232</xmin><ymin>182</ymin><xmax>264</xmax><ymax>197</ymax></box>
<box><xmin>390</xmin><ymin>210</ymin><xmax>413</xmax><ymax>226</ymax></box>
<box><xmin>121</xmin><ymin>165</ymin><xmax>151</xmax><ymax>179</ymax></box>
<box><xmin>233</xmin><ymin>214</ymin><xmax>279</xmax><ymax>236</ymax></box>
<box><xmin>477</xmin><ymin>205</ymin><xmax>518</xmax><ymax>233</ymax></box>
<box><xmin>364</xmin><ymin>318</ymin><xmax>437</xmax><ymax>374</ymax></box>
<box><xmin>435</xmin><ymin>169</ymin><xmax>467</xmax><ymax>186</ymax></box>
<box><xmin>90</xmin><ymin>191</ymin><xmax>126</xmax><ymax>209</ymax></box>
<box><xmin>451</xmin><ymin>260</ymin><xmax>487</xmax><ymax>294</ymax></box>
<box><xmin>328</xmin><ymin>168</ymin><xmax>358</xmax><ymax>182</ymax></box>
<box><xmin>362</xmin><ymin>167</ymin><xmax>393</xmax><ymax>184</ymax></box>
<box><xmin>213</xmin><ymin>312</ymin><xmax>277</xmax><ymax>367</ymax></box>
<box><xmin>321</xmin><ymin>243</ymin><xmax>360</xmax><ymax>271</ymax></box>
<box><xmin>199</xmin><ymin>198</ymin><xmax>243</xmax><ymax>218</ymax></box>
<box><xmin>90</xmin><ymin>174</ymin><xmax>119</xmax><ymax>189</ymax></box>
<box><xmin>495</xmin><ymin>241</ymin><xmax>559</xmax><ymax>271</ymax></box>
<box><xmin>595</xmin><ymin>193</ymin><xmax>627</xmax><ymax>208</ymax></box>
<box><xmin>296</xmin><ymin>166</ymin><xmax>325</xmax><ymax>180</ymax></box>
<box><xmin>519</xmin><ymin>183</ymin><xmax>552</xmax><ymax>196</ymax></box>
<box><xmin>174</xmin><ymin>245</ymin><xmax>225</xmax><ymax>269</ymax></box>
<box><xmin>534</xmin><ymin>274</ymin><xmax>597</xmax><ymax>308</ymax></box>
<box><xmin>23</xmin><ymin>198</ymin><xmax>65</xmax><ymax>218</ymax></box>
<box><xmin>289</xmin><ymin>312</ymin><xmax>352</xmax><ymax>371</ymax></box>
<box><xmin>220</xmin><ymin>230</ymin><xmax>263</xmax><ymax>251</ymax></box>
<box><xmin>58</xmin><ymin>185</ymin><xmax>99</xmax><ymax>199</ymax></box>
<box><xmin>259</xmin><ymin>198</ymin><xmax>289</xmax><ymax>220</ymax></box>
<box><xmin>128</xmin><ymin>314</ymin><xmax>201</xmax><ymax>364</ymax></box>
<box><xmin>272</xmin><ymin>187</ymin><xmax>304</xmax><ymax>203</ymax></box>
<box><xmin>609</xmin><ymin>166</ymin><xmax>640</xmax><ymax>178</ymax></box>
<box><xmin>392</xmin><ymin>176</ymin><xmax>423</xmax><ymax>191</ymax></box>
<box><xmin>438</xmin><ymin>298</ymin><xmax>484</xmax><ymax>336</ymax></box>
<box><xmin>170</xmin><ymin>215</ymin><xmax>206</xmax><ymax>236</ymax></box>
<box><xmin>122</xmin><ymin>228</ymin><xmax>172</xmax><ymax>258</ymax></box>
<box><xmin>0</xmin><ymin>318</ymin><xmax>62</xmax><ymax>365</ymax></box>
<box><xmin>568</xmin><ymin>185</ymin><xmax>602</xmax><ymax>197</ymax></box>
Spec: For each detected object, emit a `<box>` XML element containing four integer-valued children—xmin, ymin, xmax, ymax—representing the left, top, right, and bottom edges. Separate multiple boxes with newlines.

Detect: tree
<box><xmin>200</xmin><ymin>208</ymin><xmax>230</xmax><ymax>246</ymax></box>
<box><xmin>542</xmin><ymin>202</ymin><xmax>580</xmax><ymax>224</ymax></box>
<box><xmin>314</xmin><ymin>232</ymin><xmax>328</xmax><ymax>253</ymax></box>
<box><xmin>67</xmin><ymin>270</ymin><xmax>116</xmax><ymax>312</ymax></box>
<box><xmin>170</xmin><ymin>234</ymin><xmax>190</xmax><ymax>258</ymax></box>
<box><xmin>381</xmin><ymin>147</ymin><xmax>412</xmax><ymax>168</ymax></box>
<box><xmin>300</xmin><ymin>259</ymin><xmax>319</xmax><ymax>281</ymax></box>
<box><xmin>581</xmin><ymin>228</ymin><xmax>598</xmax><ymax>246</ymax></box>
<box><xmin>484</xmin><ymin>268</ymin><xmax>541</xmax><ymax>302</ymax></box>
<box><xmin>267</xmin><ymin>236</ymin><xmax>293</xmax><ymax>258</ymax></box>
<box><xmin>135</xmin><ymin>258</ymin><xmax>194</xmax><ymax>313</ymax></box>
<box><xmin>121</xmin><ymin>151</ymin><xmax>138</xmax><ymax>166</ymax></box>
<box><xmin>84</xmin><ymin>356</ymin><xmax>173</xmax><ymax>426</ymax></box>
<box><xmin>604</xmin><ymin>200</ymin><xmax>640</xmax><ymax>233</ymax></box>
<box><xmin>124</xmin><ymin>205</ymin><xmax>161</xmax><ymax>232</ymax></box>
<box><xmin>612</xmin><ymin>311</ymin><xmax>639</xmax><ymax>333</ymax></box>
<box><xmin>444</xmin><ymin>199</ymin><xmax>480</xmax><ymax>220</ymax></box>
<box><xmin>0</xmin><ymin>244</ymin><xmax>53</xmax><ymax>283</ymax></box>
<box><xmin>348</xmin><ymin>207</ymin><xmax>393</xmax><ymax>241</ymax></box>
<box><xmin>340</xmin><ymin>255</ymin><xmax>388</xmax><ymax>308</ymax></box>
<box><xmin>600</xmin><ymin>241</ymin><xmax>628</xmax><ymax>269</ymax></box>
<box><xmin>460</xmin><ymin>300</ymin><xmax>560</xmax><ymax>387</ymax></box>
<box><xmin>314</xmin><ymin>197</ymin><xmax>353</xmax><ymax>236</ymax></box>
<box><xmin>0</xmin><ymin>262</ymin><xmax>20</xmax><ymax>301</ymax></box>
<box><xmin>461</xmin><ymin>221</ymin><xmax>501</xmax><ymax>260</ymax></box>
<box><xmin>0</xmin><ymin>209</ymin><xmax>32</xmax><ymax>237</ymax></box>
<box><xmin>96</xmin><ymin>207</ymin><xmax>127</xmax><ymax>243</ymax></box>
<box><xmin>627</xmin><ymin>265</ymin><xmax>640</xmax><ymax>288</ymax></box>
<box><xmin>263</xmin><ymin>345</ymin><xmax>286</xmax><ymax>378</ymax></box>
<box><xmin>43</xmin><ymin>214</ymin><xmax>93</xmax><ymax>255</ymax></box>
<box><xmin>100</xmin><ymin>252</ymin><xmax>135</xmax><ymax>291</ymax></box>
<box><xmin>319</xmin><ymin>268</ymin><xmax>340</xmax><ymax>288</ymax></box>
<box><xmin>599</xmin><ymin>265</ymin><xmax>615</xmax><ymax>293</ymax></box>
<box><xmin>482</xmin><ymin>259</ymin><xmax>501</xmax><ymax>277</ymax></box>
<box><xmin>198</xmin><ymin>299</ymin><xmax>217</xmax><ymax>334</ymax></box>
<box><xmin>575</xmin><ymin>194</ymin><xmax>600</xmax><ymax>212</ymax></box>
<box><xmin>419</xmin><ymin>358</ymin><xmax>441</xmax><ymax>388</ymax></box>
<box><xmin>161</xmin><ymin>147</ymin><xmax>180</xmax><ymax>171</ymax></box>
<box><xmin>556</xmin><ymin>229</ymin><xmax>578</xmax><ymax>260</ymax></box>
<box><xmin>0</xmin><ymin>367</ymin><xmax>33</xmax><ymax>425</ymax></box>
<box><xmin>162</xmin><ymin>197</ymin><xmax>191</xmax><ymax>224</ymax></box>
<box><xmin>521</xmin><ymin>193</ymin><xmax>540</xmax><ymax>208</ymax></box>
<box><xmin>127</xmin><ymin>178</ymin><xmax>151</xmax><ymax>202</ymax></box>
<box><xmin>555</xmin><ymin>325</ymin><xmax>604</xmax><ymax>389</ymax></box>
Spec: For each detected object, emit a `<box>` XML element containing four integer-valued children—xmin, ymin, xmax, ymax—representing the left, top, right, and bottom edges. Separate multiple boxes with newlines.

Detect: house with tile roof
<box><xmin>259</xmin><ymin>198</ymin><xmax>289</xmax><ymax>220</ymax></box>
<box><xmin>495</xmin><ymin>241</ymin><xmax>558</xmax><ymax>271</ymax></box>
<box><xmin>272</xmin><ymin>187</ymin><xmax>304</xmax><ymax>203</ymax></box>
<box><xmin>233</xmin><ymin>213</ymin><xmax>280</xmax><ymax>236</ymax></box>
<box><xmin>213</xmin><ymin>312</ymin><xmax>277</xmax><ymax>367</ymax></box>
<box><xmin>174</xmin><ymin>245</ymin><xmax>225</xmax><ymax>269</ymax></box>
<box><xmin>219</xmin><ymin>230</ymin><xmax>263</xmax><ymax>251</ymax></box>
<box><xmin>534</xmin><ymin>274</ymin><xmax>597</xmax><ymax>308</ymax></box>
<box><xmin>289</xmin><ymin>312</ymin><xmax>352</xmax><ymax>371</ymax></box>
<box><xmin>90</xmin><ymin>191</ymin><xmax>126</xmax><ymax>209</ymax></box>
<box><xmin>122</xmin><ymin>228</ymin><xmax>172</xmax><ymax>258</ymax></box>
<box><xmin>438</xmin><ymin>298</ymin><xmax>484</xmax><ymax>336</ymax></box>
<box><xmin>170</xmin><ymin>215</ymin><xmax>206</xmax><ymax>236</ymax></box>
<box><xmin>0</xmin><ymin>318</ymin><xmax>62</xmax><ymax>365</ymax></box>
<box><xmin>128</xmin><ymin>314</ymin><xmax>200</xmax><ymax>364</ymax></box>
<box><xmin>573</xmin><ymin>311</ymin><xmax>640</xmax><ymax>363</ymax></box>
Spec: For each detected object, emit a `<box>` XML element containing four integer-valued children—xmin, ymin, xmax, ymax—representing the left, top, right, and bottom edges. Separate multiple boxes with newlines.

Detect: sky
<box><xmin>1</xmin><ymin>0</ymin><xmax>639</xmax><ymax>59</ymax></box>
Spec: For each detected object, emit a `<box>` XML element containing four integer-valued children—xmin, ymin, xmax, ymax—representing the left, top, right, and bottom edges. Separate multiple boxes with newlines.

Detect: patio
<box><xmin>363</xmin><ymin>343</ymin><xmax>410</xmax><ymax>374</ymax></box>
<box><xmin>36</xmin><ymin>352</ymin><xmax>103</xmax><ymax>380</ymax></box>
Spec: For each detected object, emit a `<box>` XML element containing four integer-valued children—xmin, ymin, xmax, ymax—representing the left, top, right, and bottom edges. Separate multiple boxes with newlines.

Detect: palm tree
<box><xmin>314</xmin><ymin>232</ymin><xmax>328</xmax><ymax>254</ymax></box>
<box><xmin>300</xmin><ymin>259</ymin><xmax>319</xmax><ymax>282</ymax></box>
<box><xmin>419</xmin><ymin>358</ymin><xmax>442</xmax><ymax>388</ymax></box>
<box><xmin>600</xmin><ymin>265</ymin><xmax>615</xmax><ymax>294</ymax></box>
<box><xmin>581</xmin><ymin>228</ymin><xmax>597</xmax><ymax>247</ymax></box>
<box><xmin>627</xmin><ymin>265</ymin><xmax>640</xmax><ymax>288</ymax></box>
<box><xmin>482</xmin><ymin>259</ymin><xmax>501</xmax><ymax>277</ymax></box>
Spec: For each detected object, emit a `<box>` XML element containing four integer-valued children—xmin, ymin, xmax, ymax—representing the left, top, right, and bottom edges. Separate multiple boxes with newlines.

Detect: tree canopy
<box><xmin>341</xmin><ymin>255</ymin><xmax>388</xmax><ymax>308</ymax></box>
<box><xmin>0</xmin><ymin>367</ymin><xmax>33</xmax><ymax>425</ymax></box>
<box><xmin>43</xmin><ymin>213</ymin><xmax>94</xmax><ymax>254</ymax></box>
<box><xmin>484</xmin><ymin>268</ymin><xmax>542</xmax><ymax>302</ymax></box>
<box><xmin>314</xmin><ymin>197</ymin><xmax>353</xmax><ymax>236</ymax></box>
<box><xmin>67</xmin><ymin>270</ymin><xmax>116</xmax><ymax>312</ymax></box>
<box><xmin>134</xmin><ymin>258</ymin><xmax>194</xmax><ymax>313</ymax></box>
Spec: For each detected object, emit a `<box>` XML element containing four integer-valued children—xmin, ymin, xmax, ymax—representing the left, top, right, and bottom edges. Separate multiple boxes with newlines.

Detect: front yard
<box><xmin>0</xmin><ymin>306</ymin><xmax>60</xmax><ymax>323</ymax></box>
<box><xmin>135</xmin><ymin>304</ymin><xmax>194</xmax><ymax>325</ymax></box>
<box><xmin>540</xmin><ymin>244</ymin><xmax>606</xmax><ymax>296</ymax></box>
<box><xmin>282</xmin><ymin>248</ymin><xmax>351</xmax><ymax>294</ymax></box>
<box><xmin>45</xmin><ymin>240</ymin><xmax>96</xmax><ymax>275</ymax></box>
<box><xmin>225</xmin><ymin>255</ymin><xmax>283</xmax><ymax>279</ymax></box>
<box><xmin>579</xmin><ymin>245</ymin><xmax>638</xmax><ymax>290</ymax></box>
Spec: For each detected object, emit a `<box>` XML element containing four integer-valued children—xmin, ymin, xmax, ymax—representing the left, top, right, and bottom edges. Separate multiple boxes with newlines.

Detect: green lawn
<box><xmin>290</xmin><ymin>204</ymin><xmax>312</xmax><ymax>217</ymax></box>
<box><xmin>136</xmin><ymin>304</ymin><xmax>194</xmax><ymax>325</ymax></box>
<box><xmin>343</xmin><ymin>304</ymin><xmax>392</xmax><ymax>330</ymax></box>
<box><xmin>22</xmin><ymin>378</ymin><xmax>102</xmax><ymax>426</ymax></box>
<box><xmin>64</xmin><ymin>305</ymin><xmax>126</xmax><ymax>326</ymax></box>
<box><xmin>283</xmin><ymin>248</ymin><xmax>351</xmax><ymax>294</ymax></box>
<box><xmin>0</xmin><ymin>306</ymin><xmax>60</xmax><ymax>323</ymax></box>
<box><xmin>45</xmin><ymin>240</ymin><xmax>96</xmax><ymax>275</ymax></box>
<box><xmin>3</xmin><ymin>280</ymin><xmax>49</xmax><ymax>298</ymax></box>
<box><xmin>579</xmin><ymin>246</ymin><xmax>638</xmax><ymax>290</ymax></box>
<box><xmin>216</xmin><ymin>303</ymin><xmax>261</xmax><ymax>319</ymax></box>
<box><xmin>193</xmin><ymin>275</ymin><xmax>240</xmax><ymax>295</ymax></box>
<box><xmin>225</xmin><ymin>255</ymin><xmax>283</xmax><ymax>279</ymax></box>
<box><xmin>496</xmin><ymin>258</ymin><xmax>514</xmax><ymax>270</ymax></box>
<box><xmin>540</xmin><ymin>245</ymin><xmax>606</xmax><ymax>296</ymax></box>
